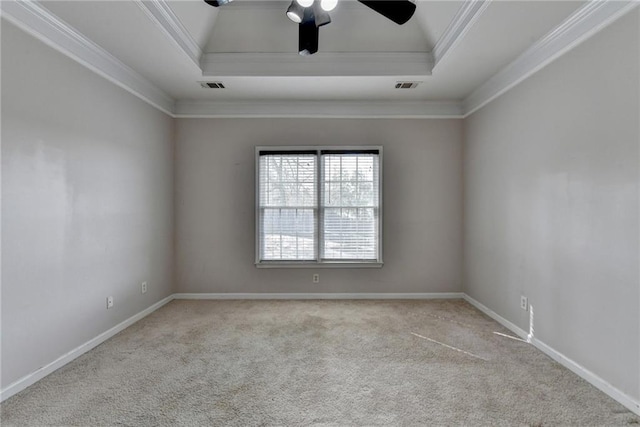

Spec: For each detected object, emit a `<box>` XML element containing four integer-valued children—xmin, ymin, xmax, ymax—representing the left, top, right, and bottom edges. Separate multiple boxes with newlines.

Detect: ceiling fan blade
<box><xmin>299</xmin><ymin>20</ymin><xmax>319</xmax><ymax>56</ymax></box>
<box><xmin>204</xmin><ymin>0</ymin><xmax>233</xmax><ymax>7</ymax></box>
<box><xmin>357</xmin><ymin>0</ymin><xmax>416</xmax><ymax>25</ymax></box>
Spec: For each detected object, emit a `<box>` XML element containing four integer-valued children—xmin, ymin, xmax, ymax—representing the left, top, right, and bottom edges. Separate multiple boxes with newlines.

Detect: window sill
<box><xmin>255</xmin><ymin>262</ymin><xmax>383</xmax><ymax>269</ymax></box>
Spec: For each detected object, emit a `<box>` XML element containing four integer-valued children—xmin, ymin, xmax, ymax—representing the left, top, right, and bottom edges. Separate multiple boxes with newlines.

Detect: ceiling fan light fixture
<box><xmin>286</xmin><ymin>1</ymin><xmax>304</xmax><ymax>23</ymax></box>
<box><xmin>320</xmin><ymin>0</ymin><xmax>338</xmax><ymax>12</ymax></box>
<box><xmin>296</xmin><ymin>0</ymin><xmax>314</xmax><ymax>8</ymax></box>
<box><xmin>313</xmin><ymin>2</ymin><xmax>331</xmax><ymax>27</ymax></box>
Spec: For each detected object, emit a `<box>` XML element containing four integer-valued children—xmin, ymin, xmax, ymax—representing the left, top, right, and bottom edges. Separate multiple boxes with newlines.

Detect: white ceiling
<box><xmin>5</xmin><ymin>0</ymin><xmax>634</xmax><ymax>116</ymax></box>
<box><xmin>203</xmin><ymin>1</ymin><xmax>455</xmax><ymax>53</ymax></box>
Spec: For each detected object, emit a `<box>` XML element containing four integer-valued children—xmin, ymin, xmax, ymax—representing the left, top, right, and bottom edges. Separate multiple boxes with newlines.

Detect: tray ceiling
<box><xmin>2</xmin><ymin>0</ymin><xmax>635</xmax><ymax>117</ymax></box>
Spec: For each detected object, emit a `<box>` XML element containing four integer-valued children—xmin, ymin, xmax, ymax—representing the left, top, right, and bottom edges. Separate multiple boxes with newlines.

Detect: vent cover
<box><xmin>200</xmin><ymin>82</ymin><xmax>226</xmax><ymax>89</ymax></box>
<box><xmin>395</xmin><ymin>81</ymin><xmax>420</xmax><ymax>89</ymax></box>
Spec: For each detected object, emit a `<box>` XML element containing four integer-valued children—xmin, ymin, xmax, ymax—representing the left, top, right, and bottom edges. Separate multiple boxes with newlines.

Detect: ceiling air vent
<box><xmin>395</xmin><ymin>81</ymin><xmax>420</xmax><ymax>89</ymax></box>
<box><xmin>200</xmin><ymin>82</ymin><xmax>226</xmax><ymax>89</ymax></box>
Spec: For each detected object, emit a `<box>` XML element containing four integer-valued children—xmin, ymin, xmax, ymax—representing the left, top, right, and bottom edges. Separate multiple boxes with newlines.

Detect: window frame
<box><xmin>255</xmin><ymin>146</ymin><xmax>383</xmax><ymax>268</ymax></box>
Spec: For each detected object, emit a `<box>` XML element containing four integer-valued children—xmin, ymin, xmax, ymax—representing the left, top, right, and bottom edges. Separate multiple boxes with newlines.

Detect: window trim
<box><xmin>255</xmin><ymin>146</ymin><xmax>383</xmax><ymax>268</ymax></box>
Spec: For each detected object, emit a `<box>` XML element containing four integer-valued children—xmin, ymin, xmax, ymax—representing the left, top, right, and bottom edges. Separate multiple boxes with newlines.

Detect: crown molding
<box><xmin>463</xmin><ymin>0</ymin><xmax>639</xmax><ymax>117</ymax></box>
<box><xmin>135</xmin><ymin>0</ymin><xmax>203</xmax><ymax>68</ymax></box>
<box><xmin>432</xmin><ymin>0</ymin><xmax>490</xmax><ymax>69</ymax></box>
<box><xmin>0</xmin><ymin>0</ymin><xmax>176</xmax><ymax>116</ymax></box>
<box><xmin>4</xmin><ymin>0</ymin><xmax>635</xmax><ymax>121</ymax></box>
<box><xmin>201</xmin><ymin>52</ymin><xmax>434</xmax><ymax>77</ymax></box>
<box><xmin>174</xmin><ymin>99</ymin><xmax>463</xmax><ymax>118</ymax></box>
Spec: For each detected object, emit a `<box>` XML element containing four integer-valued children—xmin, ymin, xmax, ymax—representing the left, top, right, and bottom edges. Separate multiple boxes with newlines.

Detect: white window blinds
<box><xmin>259</xmin><ymin>153</ymin><xmax>317</xmax><ymax>261</ymax></box>
<box><xmin>257</xmin><ymin>147</ymin><xmax>382</xmax><ymax>265</ymax></box>
<box><xmin>322</xmin><ymin>153</ymin><xmax>379</xmax><ymax>260</ymax></box>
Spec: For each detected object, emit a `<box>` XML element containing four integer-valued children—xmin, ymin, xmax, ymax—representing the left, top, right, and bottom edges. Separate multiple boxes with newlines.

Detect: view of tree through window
<box><xmin>257</xmin><ymin>148</ymin><xmax>381</xmax><ymax>264</ymax></box>
<box><xmin>259</xmin><ymin>154</ymin><xmax>317</xmax><ymax>260</ymax></box>
<box><xmin>323</xmin><ymin>154</ymin><xmax>378</xmax><ymax>260</ymax></box>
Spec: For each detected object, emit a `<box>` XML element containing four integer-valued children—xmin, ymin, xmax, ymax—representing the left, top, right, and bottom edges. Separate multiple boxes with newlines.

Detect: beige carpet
<box><xmin>1</xmin><ymin>299</ymin><xmax>638</xmax><ymax>426</ymax></box>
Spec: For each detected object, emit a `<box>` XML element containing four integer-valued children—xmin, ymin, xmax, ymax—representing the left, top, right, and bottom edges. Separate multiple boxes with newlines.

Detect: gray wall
<box><xmin>463</xmin><ymin>10</ymin><xmax>639</xmax><ymax>400</ymax></box>
<box><xmin>3</xmin><ymin>2</ymin><xmax>638</xmax><ymax>410</ymax></box>
<box><xmin>1</xmin><ymin>23</ymin><xmax>175</xmax><ymax>388</ymax></box>
<box><xmin>175</xmin><ymin>118</ymin><xmax>463</xmax><ymax>294</ymax></box>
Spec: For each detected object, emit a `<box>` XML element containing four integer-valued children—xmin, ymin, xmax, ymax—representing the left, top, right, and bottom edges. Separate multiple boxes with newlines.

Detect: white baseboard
<box><xmin>3</xmin><ymin>292</ymin><xmax>638</xmax><ymax>417</ymax></box>
<box><xmin>530</xmin><ymin>337</ymin><xmax>640</xmax><ymax>416</ymax></box>
<box><xmin>0</xmin><ymin>292</ymin><xmax>461</xmax><ymax>402</ymax></box>
<box><xmin>0</xmin><ymin>295</ymin><xmax>174</xmax><ymax>402</ymax></box>
<box><xmin>463</xmin><ymin>294</ymin><xmax>640</xmax><ymax>416</ymax></box>
<box><xmin>173</xmin><ymin>292</ymin><xmax>464</xmax><ymax>300</ymax></box>
<box><xmin>462</xmin><ymin>294</ymin><xmax>529</xmax><ymax>339</ymax></box>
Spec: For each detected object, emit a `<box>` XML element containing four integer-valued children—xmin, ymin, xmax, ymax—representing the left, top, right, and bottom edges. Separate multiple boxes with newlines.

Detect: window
<box><xmin>256</xmin><ymin>147</ymin><xmax>382</xmax><ymax>267</ymax></box>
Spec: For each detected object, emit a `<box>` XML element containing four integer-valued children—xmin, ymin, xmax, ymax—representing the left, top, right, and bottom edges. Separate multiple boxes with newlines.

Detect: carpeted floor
<box><xmin>1</xmin><ymin>299</ymin><xmax>638</xmax><ymax>426</ymax></box>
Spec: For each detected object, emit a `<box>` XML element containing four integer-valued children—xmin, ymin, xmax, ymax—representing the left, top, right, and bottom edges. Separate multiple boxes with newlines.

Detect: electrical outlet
<box><xmin>520</xmin><ymin>296</ymin><xmax>528</xmax><ymax>311</ymax></box>
<box><xmin>312</xmin><ymin>273</ymin><xmax>320</xmax><ymax>283</ymax></box>
<box><xmin>141</xmin><ymin>281</ymin><xmax>147</xmax><ymax>294</ymax></box>
<box><xmin>107</xmin><ymin>296</ymin><xmax>114</xmax><ymax>309</ymax></box>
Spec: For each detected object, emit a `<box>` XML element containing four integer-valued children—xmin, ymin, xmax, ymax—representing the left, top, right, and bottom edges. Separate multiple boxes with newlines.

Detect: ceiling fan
<box><xmin>204</xmin><ymin>0</ymin><xmax>417</xmax><ymax>56</ymax></box>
